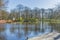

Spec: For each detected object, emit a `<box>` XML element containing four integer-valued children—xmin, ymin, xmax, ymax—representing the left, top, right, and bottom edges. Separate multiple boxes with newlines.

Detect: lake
<box><xmin>0</xmin><ymin>22</ymin><xmax>60</xmax><ymax>40</ymax></box>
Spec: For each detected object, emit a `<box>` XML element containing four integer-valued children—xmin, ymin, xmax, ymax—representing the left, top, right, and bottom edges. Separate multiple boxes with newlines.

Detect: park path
<box><xmin>28</xmin><ymin>32</ymin><xmax>60</xmax><ymax>40</ymax></box>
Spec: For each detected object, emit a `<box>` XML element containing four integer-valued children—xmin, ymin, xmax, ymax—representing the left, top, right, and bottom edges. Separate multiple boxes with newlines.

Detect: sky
<box><xmin>7</xmin><ymin>0</ymin><xmax>60</xmax><ymax>11</ymax></box>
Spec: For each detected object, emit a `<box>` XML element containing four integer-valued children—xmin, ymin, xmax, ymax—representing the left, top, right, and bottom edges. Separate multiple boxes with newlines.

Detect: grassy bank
<box><xmin>0</xmin><ymin>18</ymin><xmax>60</xmax><ymax>24</ymax></box>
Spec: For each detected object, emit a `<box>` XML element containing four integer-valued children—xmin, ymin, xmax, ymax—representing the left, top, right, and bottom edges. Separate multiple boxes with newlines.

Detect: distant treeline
<box><xmin>0</xmin><ymin>0</ymin><xmax>60</xmax><ymax>21</ymax></box>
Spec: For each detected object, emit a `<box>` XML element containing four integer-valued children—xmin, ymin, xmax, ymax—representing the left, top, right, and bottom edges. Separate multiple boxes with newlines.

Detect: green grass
<box><xmin>19</xmin><ymin>18</ymin><xmax>60</xmax><ymax>24</ymax></box>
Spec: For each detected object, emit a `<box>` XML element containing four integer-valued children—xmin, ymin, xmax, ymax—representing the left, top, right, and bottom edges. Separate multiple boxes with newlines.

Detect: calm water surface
<box><xmin>0</xmin><ymin>22</ymin><xmax>60</xmax><ymax>40</ymax></box>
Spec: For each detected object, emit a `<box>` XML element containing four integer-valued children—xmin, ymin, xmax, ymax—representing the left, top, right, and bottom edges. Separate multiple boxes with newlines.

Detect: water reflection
<box><xmin>0</xmin><ymin>22</ymin><xmax>54</xmax><ymax>40</ymax></box>
<box><xmin>49</xmin><ymin>22</ymin><xmax>60</xmax><ymax>33</ymax></box>
<box><xmin>0</xmin><ymin>34</ymin><xmax>7</xmax><ymax>40</ymax></box>
<box><xmin>0</xmin><ymin>24</ymin><xmax>7</xmax><ymax>40</ymax></box>
<box><xmin>34</xmin><ymin>23</ymin><xmax>40</xmax><ymax>35</ymax></box>
<box><xmin>10</xmin><ymin>23</ymin><xmax>22</xmax><ymax>39</ymax></box>
<box><xmin>0</xmin><ymin>24</ymin><xmax>6</xmax><ymax>32</ymax></box>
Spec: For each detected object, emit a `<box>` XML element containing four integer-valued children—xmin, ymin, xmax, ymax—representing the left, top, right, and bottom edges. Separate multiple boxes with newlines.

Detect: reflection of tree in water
<box><xmin>17</xmin><ymin>23</ymin><xmax>22</xmax><ymax>38</ymax></box>
<box><xmin>0</xmin><ymin>24</ymin><xmax>6</xmax><ymax>32</ymax></box>
<box><xmin>0</xmin><ymin>24</ymin><xmax>7</xmax><ymax>40</ymax></box>
<box><xmin>10</xmin><ymin>24</ymin><xmax>22</xmax><ymax>38</ymax></box>
<box><xmin>10</xmin><ymin>27</ymin><xmax>15</xmax><ymax>33</ymax></box>
<box><xmin>24</xmin><ymin>23</ymin><xmax>28</xmax><ymax>40</ymax></box>
<box><xmin>41</xmin><ymin>28</ymin><xmax>45</xmax><ymax>33</ymax></box>
<box><xmin>0</xmin><ymin>34</ymin><xmax>7</xmax><ymax>40</ymax></box>
<box><xmin>34</xmin><ymin>24</ymin><xmax>38</xmax><ymax>34</ymax></box>
<box><xmin>49</xmin><ymin>23</ymin><xmax>54</xmax><ymax>32</ymax></box>
<box><xmin>34</xmin><ymin>23</ymin><xmax>41</xmax><ymax>35</ymax></box>
<box><xmin>10</xmin><ymin>24</ymin><xmax>16</xmax><ymax>33</ymax></box>
<box><xmin>49</xmin><ymin>23</ymin><xmax>60</xmax><ymax>33</ymax></box>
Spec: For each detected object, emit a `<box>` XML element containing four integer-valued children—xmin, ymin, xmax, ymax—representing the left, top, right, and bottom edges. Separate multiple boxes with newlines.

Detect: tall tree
<box><xmin>0</xmin><ymin>10</ymin><xmax>9</xmax><ymax>20</ymax></box>
<box><xmin>24</xmin><ymin>7</ymin><xmax>31</xmax><ymax>21</ymax></box>
<box><xmin>17</xmin><ymin>4</ymin><xmax>24</xmax><ymax>19</ymax></box>
<box><xmin>33</xmin><ymin>7</ymin><xmax>40</xmax><ymax>19</ymax></box>
<box><xmin>0</xmin><ymin>0</ymin><xmax>8</xmax><ymax>20</ymax></box>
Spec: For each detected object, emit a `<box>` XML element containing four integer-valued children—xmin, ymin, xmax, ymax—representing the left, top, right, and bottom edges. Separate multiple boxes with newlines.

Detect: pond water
<box><xmin>0</xmin><ymin>22</ymin><xmax>60</xmax><ymax>40</ymax></box>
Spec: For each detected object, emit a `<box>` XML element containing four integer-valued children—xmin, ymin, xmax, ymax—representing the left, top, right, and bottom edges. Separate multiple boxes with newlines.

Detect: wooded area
<box><xmin>0</xmin><ymin>0</ymin><xmax>60</xmax><ymax>23</ymax></box>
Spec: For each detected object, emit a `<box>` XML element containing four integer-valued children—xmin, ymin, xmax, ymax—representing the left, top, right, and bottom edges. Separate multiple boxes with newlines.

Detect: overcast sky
<box><xmin>7</xmin><ymin>0</ymin><xmax>60</xmax><ymax>11</ymax></box>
